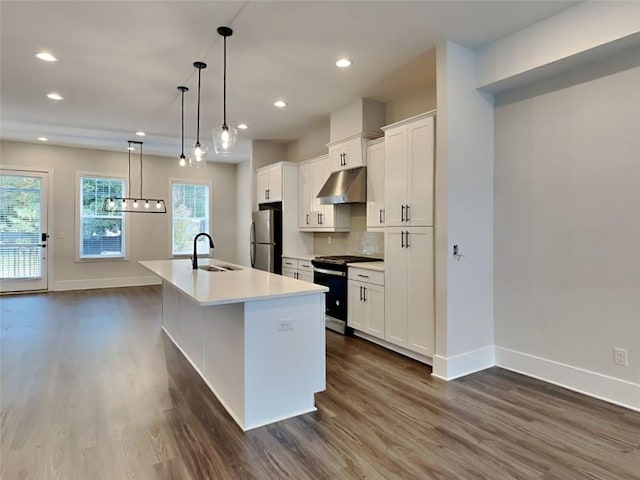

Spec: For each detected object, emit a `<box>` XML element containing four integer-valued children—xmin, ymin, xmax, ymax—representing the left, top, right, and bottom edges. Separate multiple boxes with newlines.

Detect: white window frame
<box><xmin>76</xmin><ymin>171</ymin><xmax>129</xmax><ymax>262</ymax></box>
<box><xmin>169</xmin><ymin>178</ymin><xmax>212</xmax><ymax>258</ymax></box>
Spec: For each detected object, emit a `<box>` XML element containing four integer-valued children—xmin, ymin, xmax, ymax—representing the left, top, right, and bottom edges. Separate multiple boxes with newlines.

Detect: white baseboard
<box><xmin>53</xmin><ymin>275</ymin><xmax>161</xmax><ymax>291</ymax></box>
<box><xmin>431</xmin><ymin>345</ymin><xmax>495</xmax><ymax>381</ymax></box>
<box><xmin>495</xmin><ymin>346</ymin><xmax>640</xmax><ymax>412</ymax></box>
<box><xmin>353</xmin><ymin>331</ymin><xmax>432</xmax><ymax>366</ymax></box>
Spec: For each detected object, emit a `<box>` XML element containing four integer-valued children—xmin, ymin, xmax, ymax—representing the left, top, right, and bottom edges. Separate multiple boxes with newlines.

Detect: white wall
<box><xmin>477</xmin><ymin>1</ymin><xmax>640</xmax><ymax>91</ymax></box>
<box><xmin>494</xmin><ymin>62</ymin><xmax>640</xmax><ymax>409</ymax></box>
<box><xmin>434</xmin><ymin>41</ymin><xmax>495</xmax><ymax>380</ymax></box>
<box><xmin>0</xmin><ymin>140</ymin><xmax>237</xmax><ymax>290</ymax></box>
<box><xmin>284</xmin><ymin>120</ymin><xmax>330</xmax><ymax>164</ymax></box>
<box><xmin>235</xmin><ymin>159</ymin><xmax>252</xmax><ymax>266</ymax></box>
<box><xmin>384</xmin><ymin>84</ymin><xmax>437</xmax><ymax>126</ymax></box>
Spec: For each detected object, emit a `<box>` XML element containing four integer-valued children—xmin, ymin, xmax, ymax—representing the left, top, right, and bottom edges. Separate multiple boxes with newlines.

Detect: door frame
<box><xmin>1</xmin><ymin>164</ymin><xmax>55</xmax><ymax>292</ymax></box>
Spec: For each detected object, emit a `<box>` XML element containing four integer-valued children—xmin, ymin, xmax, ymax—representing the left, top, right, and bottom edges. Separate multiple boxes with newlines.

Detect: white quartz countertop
<box><xmin>139</xmin><ymin>259</ymin><xmax>328</xmax><ymax>307</ymax></box>
<box><xmin>347</xmin><ymin>261</ymin><xmax>385</xmax><ymax>272</ymax></box>
<box><xmin>282</xmin><ymin>253</ymin><xmax>316</xmax><ymax>261</ymax></box>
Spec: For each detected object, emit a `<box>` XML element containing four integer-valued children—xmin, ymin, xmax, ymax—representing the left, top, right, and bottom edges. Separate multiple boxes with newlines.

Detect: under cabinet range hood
<box><xmin>316</xmin><ymin>166</ymin><xmax>366</xmax><ymax>204</ymax></box>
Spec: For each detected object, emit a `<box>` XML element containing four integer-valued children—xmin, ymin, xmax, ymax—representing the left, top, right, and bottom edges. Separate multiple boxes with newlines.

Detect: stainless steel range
<box><xmin>311</xmin><ymin>255</ymin><xmax>380</xmax><ymax>334</ymax></box>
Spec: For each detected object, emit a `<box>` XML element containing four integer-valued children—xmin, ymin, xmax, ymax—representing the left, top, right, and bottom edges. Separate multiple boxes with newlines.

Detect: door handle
<box><xmin>363</xmin><ymin>287</ymin><xmax>367</xmax><ymax>302</ymax></box>
<box><xmin>406</xmin><ymin>231</ymin><xmax>410</xmax><ymax>248</ymax></box>
<box><xmin>401</xmin><ymin>231</ymin><xmax>405</xmax><ymax>248</ymax></box>
<box><xmin>401</xmin><ymin>205</ymin><xmax>405</xmax><ymax>222</ymax></box>
<box><xmin>405</xmin><ymin>204</ymin><xmax>410</xmax><ymax>222</ymax></box>
<box><xmin>306</xmin><ymin>213</ymin><xmax>310</xmax><ymax>225</ymax></box>
<box><xmin>360</xmin><ymin>285</ymin><xmax>363</xmax><ymax>301</ymax></box>
<box><xmin>379</xmin><ymin>209</ymin><xmax>383</xmax><ymax>224</ymax></box>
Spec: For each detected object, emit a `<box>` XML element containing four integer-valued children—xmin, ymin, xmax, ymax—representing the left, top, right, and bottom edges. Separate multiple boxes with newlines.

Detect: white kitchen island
<box><xmin>139</xmin><ymin>259</ymin><xmax>328</xmax><ymax>431</ymax></box>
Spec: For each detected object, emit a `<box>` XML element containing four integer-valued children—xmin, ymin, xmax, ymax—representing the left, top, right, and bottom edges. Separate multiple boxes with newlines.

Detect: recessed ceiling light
<box><xmin>135</xmin><ymin>131</ymin><xmax>146</xmax><ymax>136</ymax></box>
<box><xmin>336</xmin><ymin>58</ymin><xmax>352</xmax><ymax>68</ymax></box>
<box><xmin>274</xmin><ymin>100</ymin><xmax>287</xmax><ymax>108</ymax></box>
<box><xmin>237</xmin><ymin>123</ymin><xmax>248</xmax><ymax>130</ymax></box>
<box><xmin>47</xmin><ymin>92</ymin><xmax>63</xmax><ymax>101</ymax></box>
<box><xmin>37</xmin><ymin>137</ymin><xmax>48</xmax><ymax>142</ymax></box>
<box><xmin>35</xmin><ymin>52</ymin><xmax>57</xmax><ymax>62</ymax></box>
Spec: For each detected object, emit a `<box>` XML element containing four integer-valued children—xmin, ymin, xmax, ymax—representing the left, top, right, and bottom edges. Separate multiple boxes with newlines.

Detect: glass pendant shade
<box><xmin>189</xmin><ymin>141</ymin><xmax>208</xmax><ymax>168</ymax></box>
<box><xmin>212</xmin><ymin>125</ymin><xmax>237</xmax><ymax>155</ymax></box>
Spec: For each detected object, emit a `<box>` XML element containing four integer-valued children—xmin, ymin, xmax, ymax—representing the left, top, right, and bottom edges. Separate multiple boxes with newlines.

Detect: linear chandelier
<box><xmin>103</xmin><ymin>141</ymin><xmax>167</xmax><ymax>213</ymax></box>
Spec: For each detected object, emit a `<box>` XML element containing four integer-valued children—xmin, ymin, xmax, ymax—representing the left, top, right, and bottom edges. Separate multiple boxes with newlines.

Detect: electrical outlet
<box><xmin>613</xmin><ymin>347</ymin><xmax>628</xmax><ymax>367</ymax></box>
<box><xmin>277</xmin><ymin>319</ymin><xmax>293</xmax><ymax>332</ymax></box>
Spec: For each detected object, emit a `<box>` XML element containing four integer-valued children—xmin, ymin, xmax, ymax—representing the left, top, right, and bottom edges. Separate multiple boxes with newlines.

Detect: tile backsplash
<box><xmin>313</xmin><ymin>204</ymin><xmax>384</xmax><ymax>257</ymax></box>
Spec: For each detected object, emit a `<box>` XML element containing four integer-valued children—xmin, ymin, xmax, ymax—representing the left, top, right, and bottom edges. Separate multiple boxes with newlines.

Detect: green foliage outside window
<box><xmin>172</xmin><ymin>183</ymin><xmax>209</xmax><ymax>255</ymax></box>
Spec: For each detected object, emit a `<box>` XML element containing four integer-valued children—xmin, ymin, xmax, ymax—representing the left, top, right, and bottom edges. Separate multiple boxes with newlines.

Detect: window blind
<box><xmin>0</xmin><ymin>174</ymin><xmax>42</xmax><ymax>279</ymax></box>
<box><xmin>172</xmin><ymin>182</ymin><xmax>210</xmax><ymax>255</ymax></box>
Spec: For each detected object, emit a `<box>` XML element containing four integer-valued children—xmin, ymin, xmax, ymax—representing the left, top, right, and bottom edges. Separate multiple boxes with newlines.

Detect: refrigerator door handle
<box><xmin>249</xmin><ymin>222</ymin><xmax>256</xmax><ymax>267</ymax></box>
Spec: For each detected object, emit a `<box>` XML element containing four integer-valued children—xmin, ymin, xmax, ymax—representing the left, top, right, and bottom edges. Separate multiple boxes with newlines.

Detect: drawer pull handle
<box><xmin>357</xmin><ymin>274</ymin><xmax>369</xmax><ymax>278</ymax></box>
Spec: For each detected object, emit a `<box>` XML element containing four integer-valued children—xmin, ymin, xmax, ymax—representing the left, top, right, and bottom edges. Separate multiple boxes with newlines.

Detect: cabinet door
<box><xmin>282</xmin><ymin>267</ymin><xmax>297</xmax><ymax>279</ymax></box>
<box><xmin>256</xmin><ymin>168</ymin><xmax>269</xmax><ymax>204</ymax></box>
<box><xmin>348</xmin><ymin>280</ymin><xmax>366</xmax><ymax>330</ymax></box>
<box><xmin>298</xmin><ymin>164</ymin><xmax>311</xmax><ymax>228</ymax></box>
<box><xmin>297</xmin><ymin>270</ymin><xmax>314</xmax><ymax>283</ymax></box>
<box><xmin>366</xmin><ymin>141</ymin><xmax>385</xmax><ymax>230</ymax></box>
<box><xmin>406</xmin><ymin>228</ymin><xmax>435</xmax><ymax>356</ymax></box>
<box><xmin>407</xmin><ymin>116</ymin><xmax>434</xmax><ymax>226</ymax></box>
<box><xmin>268</xmin><ymin>165</ymin><xmax>283</xmax><ymax>202</ymax></box>
<box><xmin>384</xmin><ymin>127</ymin><xmax>408</xmax><ymax>226</ymax></box>
<box><xmin>384</xmin><ymin>229</ymin><xmax>408</xmax><ymax>347</ymax></box>
<box><xmin>309</xmin><ymin>160</ymin><xmax>325</xmax><ymax>227</ymax></box>
<box><xmin>365</xmin><ymin>283</ymin><xmax>385</xmax><ymax>339</ymax></box>
<box><xmin>329</xmin><ymin>137</ymin><xmax>364</xmax><ymax>172</ymax></box>
<box><xmin>329</xmin><ymin>145</ymin><xmax>345</xmax><ymax>173</ymax></box>
<box><xmin>319</xmin><ymin>156</ymin><xmax>335</xmax><ymax>227</ymax></box>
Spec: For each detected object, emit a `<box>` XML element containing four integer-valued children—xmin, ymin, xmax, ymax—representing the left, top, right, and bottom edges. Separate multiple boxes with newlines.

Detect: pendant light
<box><xmin>177</xmin><ymin>85</ymin><xmax>189</xmax><ymax>167</ymax></box>
<box><xmin>103</xmin><ymin>141</ymin><xmax>167</xmax><ymax>213</ymax></box>
<box><xmin>189</xmin><ymin>61</ymin><xmax>208</xmax><ymax>168</ymax></box>
<box><xmin>212</xmin><ymin>26</ymin><xmax>237</xmax><ymax>156</ymax></box>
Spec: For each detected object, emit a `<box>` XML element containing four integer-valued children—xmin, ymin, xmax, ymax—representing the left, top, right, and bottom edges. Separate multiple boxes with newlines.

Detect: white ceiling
<box><xmin>0</xmin><ymin>1</ymin><xmax>579</xmax><ymax>163</ymax></box>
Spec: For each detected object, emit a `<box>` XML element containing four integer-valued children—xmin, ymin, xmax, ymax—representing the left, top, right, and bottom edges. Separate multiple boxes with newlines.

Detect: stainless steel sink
<box><xmin>199</xmin><ymin>264</ymin><xmax>242</xmax><ymax>272</ymax></box>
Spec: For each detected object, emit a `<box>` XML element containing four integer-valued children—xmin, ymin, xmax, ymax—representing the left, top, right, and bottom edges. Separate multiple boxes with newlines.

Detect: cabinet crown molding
<box><xmin>326</xmin><ymin>132</ymin><xmax>382</xmax><ymax>148</ymax></box>
<box><xmin>381</xmin><ymin>110</ymin><xmax>437</xmax><ymax>132</ymax></box>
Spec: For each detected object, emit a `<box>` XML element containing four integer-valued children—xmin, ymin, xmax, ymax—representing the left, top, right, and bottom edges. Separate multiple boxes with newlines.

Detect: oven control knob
<box><xmin>335</xmin><ymin>300</ymin><xmax>340</xmax><ymax>306</ymax></box>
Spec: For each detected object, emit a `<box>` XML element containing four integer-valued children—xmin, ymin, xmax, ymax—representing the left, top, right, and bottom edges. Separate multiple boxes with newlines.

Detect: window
<box><xmin>171</xmin><ymin>181</ymin><xmax>210</xmax><ymax>256</ymax></box>
<box><xmin>79</xmin><ymin>175</ymin><xmax>125</xmax><ymax>259</ymax></box>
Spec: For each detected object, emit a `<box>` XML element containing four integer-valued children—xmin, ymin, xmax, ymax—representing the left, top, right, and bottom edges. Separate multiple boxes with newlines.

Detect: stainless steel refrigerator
<box><xmin>250</xmin><ymin>202</ymin><xmax>282</xmax><ymax>274</ymax></box>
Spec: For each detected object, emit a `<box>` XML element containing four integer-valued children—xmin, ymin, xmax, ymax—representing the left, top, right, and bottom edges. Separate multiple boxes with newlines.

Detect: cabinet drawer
<box><xmin>298</xmin><ymin>261</ymin><xmax>314</xmax><ymax>272</ymax></box>
<box><xmin>348</xmin><ymin>267</ymin><xmax>384</xmax><ymax>286</ymax></box>
<box><xmin>282</xmin><ymin>257</ymin><xmax>298</xmax><ymax>269</ymax></box>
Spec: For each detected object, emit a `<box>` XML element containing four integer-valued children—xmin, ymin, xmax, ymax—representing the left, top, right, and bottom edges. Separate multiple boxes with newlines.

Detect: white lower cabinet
<box><xmin>282</xmin><ymin>257</ymin><xmax>314</xmax><ymax>283</ymax></box>
<box><xmin>384</xmin><ymin>227</ymin><xmax>434</xmax><ymax>356</ymax></box>
<box><xmin>347</xmin><ymin>268</ymin><xmax>385</xmax><ymax>339</ymax></box>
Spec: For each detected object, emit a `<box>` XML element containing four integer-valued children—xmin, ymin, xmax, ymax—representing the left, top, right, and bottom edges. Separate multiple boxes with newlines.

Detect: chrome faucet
<box><xmin>192</xmin><ymin>232</ymin><xmax>215</xmax><ymax>270</ymax></box>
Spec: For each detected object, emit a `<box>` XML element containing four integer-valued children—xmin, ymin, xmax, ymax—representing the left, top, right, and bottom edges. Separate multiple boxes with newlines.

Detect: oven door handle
<box><xmin>313</xmin><ymin>267</ymin><xmax>346</xmax><ymax>277</ymax></box>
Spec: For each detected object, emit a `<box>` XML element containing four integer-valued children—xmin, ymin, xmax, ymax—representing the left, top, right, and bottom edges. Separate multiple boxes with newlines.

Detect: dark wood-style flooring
<box><xmin>1</xmin><ymin>286</ymin><xmax>638</xmax><ymax>479</ymax></box>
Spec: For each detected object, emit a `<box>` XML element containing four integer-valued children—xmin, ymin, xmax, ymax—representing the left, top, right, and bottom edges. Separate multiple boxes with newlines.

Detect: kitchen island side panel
<box><xmin>202</xmin><ymin>303</ymin><xmax>246</xmax><ymax>429</ymax></box>
<box><xmin>244</xmin><ymin>293</ymin><xmax>326</xmax><ymax>430</ymax></box>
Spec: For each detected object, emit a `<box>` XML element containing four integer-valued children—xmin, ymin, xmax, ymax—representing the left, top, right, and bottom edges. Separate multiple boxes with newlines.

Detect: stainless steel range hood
<box><xmin>316</xmin><ymin>166</ymin><xmax>366</xmax><ymax>205</ymax></box>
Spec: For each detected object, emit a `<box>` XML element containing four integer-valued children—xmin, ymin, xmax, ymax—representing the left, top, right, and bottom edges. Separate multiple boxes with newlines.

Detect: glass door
<box><xmin>0</xmin><ymin>170</ymin><xmax>49</xmax><ymax>292</ymax></box>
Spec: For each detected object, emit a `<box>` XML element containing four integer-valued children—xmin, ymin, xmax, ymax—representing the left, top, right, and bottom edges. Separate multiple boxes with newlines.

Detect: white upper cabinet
<box><xmin>256</xmin><ymin>163</ymin><xmax>283</xmax><ymax>204</ymax></box>
<box><xmin>366</xmin><ymin>138</ymin><xmax>385</xmax><ymax>231</ymax></box>
<box><xmin>298</xmin><ymin>155</ymin><xmax>350</xmax><ymax>232</ymax></box>
<box><xmin>382</xmin><ymin>113</ymin><xmax>435</xmax><ymax>227</ymax></box>
<box><xmin>328</xmin><ymin>135</ymin><xmax>365</xmax><ymax>171</ymax></box>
